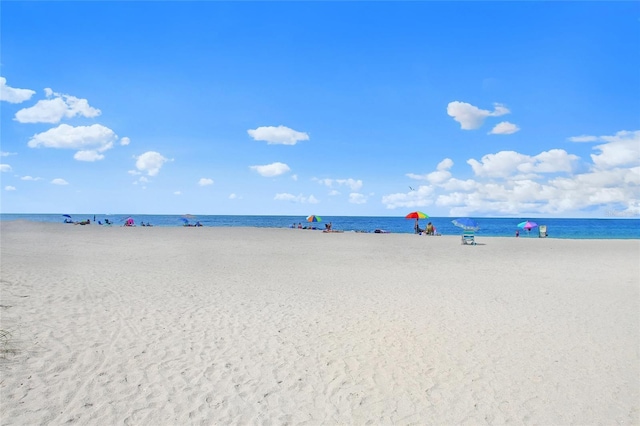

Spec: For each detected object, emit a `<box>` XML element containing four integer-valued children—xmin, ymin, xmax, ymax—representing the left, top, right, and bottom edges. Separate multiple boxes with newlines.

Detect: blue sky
<box><xmin>1</xmin><ymin>2</ymin><xmax>638</xmax><ymax>217</ymax></box>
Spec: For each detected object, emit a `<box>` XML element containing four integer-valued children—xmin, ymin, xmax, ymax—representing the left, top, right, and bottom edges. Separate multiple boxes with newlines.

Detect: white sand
<box><xmin>1</xmin><ymin>221</ymin><xmax>638</xmax><ymax>425</ymax></box>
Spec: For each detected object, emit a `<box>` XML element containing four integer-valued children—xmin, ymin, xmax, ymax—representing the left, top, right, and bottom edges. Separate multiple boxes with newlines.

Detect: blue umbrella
<box><xmin>452</xmin><ymin>218</ymin><xmax>479</xmax><ymax>230</ymax></box>
<box><xmin>62</xmin><ymin>214</ymin><xmax>72</xmax><ymax>218</ymax></box>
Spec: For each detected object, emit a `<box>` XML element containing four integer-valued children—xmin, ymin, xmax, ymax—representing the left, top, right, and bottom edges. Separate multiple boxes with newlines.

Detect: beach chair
<box><xmin>461</xmin><ymin>229</ymin><xmax>476</xmax><ymax>245</ymax></box>
<box><xmin>539</xmin><ymin>225</ymin><xmax>547</xmax><ymax>238</ymax></box>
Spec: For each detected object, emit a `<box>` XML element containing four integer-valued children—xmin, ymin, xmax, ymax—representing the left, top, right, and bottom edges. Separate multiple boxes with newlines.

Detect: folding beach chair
<box><xmin>461</xmin><ymin>229</ymin><xmax>476</xmax><ymax>245</ymax></box>
<box><xmin>539</xmin><ymin>225</ymin><xmax>548</xmax><ymax>238</ymax></box>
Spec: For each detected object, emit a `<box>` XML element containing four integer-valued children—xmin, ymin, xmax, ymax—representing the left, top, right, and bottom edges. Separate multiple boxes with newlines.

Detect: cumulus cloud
<box><xmin>120</xmin><ymin>137</ymin><xmax>130</xmax><ymax>146</ymax></box>
<box><xmin>27</xmin><ymin>124</ymin><xmax>118</xmax><ymax>161</ymax></box>
<box><xmin>5</xmin><ymin>186</ymin><xmax>16</xmax><ymax>191</ymax></box>
<box><xmin>314</xmin><ymin>177</ymin><xmax>363</xmax><ymax>191</ymax></box>
<box><xmin>407</xmin><ymin>158</ymin><xmax>454</xmax><ymax>184</ymax></box>
<box><xmin>467</xmin><ymin>149</ymin><xmax>578</xmax><ymax>178</ymax></box>
<box><xmin>21</xmin><ymin>176</ymin><xmax>42</xmax><ymax>181</ymax></box>
<box><xmin>135</xmin><ymin>151</ymin><xmax>170</xmax><ymax>176</ymax></box>
<box><xmin>489</xmin><ymin>121</ymin><xmax>520</xmax><ymax>135</ymax></box>
<box><xmin>51</xmin><ymin>178</ymin><xmax>68</xmax><ymax>185</ymax></box>
<box><xmin>590</xmin><ymin>130</ymin><xmax>640</xmax><ymax>169</ymax></box>
<box><xmin>274</xmin><ymin>193</ymin><xmax>319</xmax><ymax>203</ymax></box>
<box><xmin>349</xmin><ymin>193</ymin><xmax>367</xmax><ymax>204</ymax></box>
<box><xmin>15</xmin><ymin>89</ymin><xmax>101</xmax><ymax>123</ymax></box>
<box><xmin>250</xmin><ymin>162</ymin><xmax>290</xmax><ymax>177</ymax></box>
<box><xmin>0</xmin><ymin>77</ymin><xmax>35</xmax><ymax>103</ymax></box>
<box><xmin>447</xmin><ymin>101</ymin><xmax>510</xmax><ymax>130</ymax></box>
<box><xmin>383</xmin><ymin>130</ymin><xmax>639</xmax><ymax>216</ymax></box>
<box><xmin>0</xmin><ymin>164</ymin><xmax>12</xmax><ymax>173</ymax></box>
<box><xmin>198</xmin><ymin>178</ymin><xmax>214</xmax><ymax>186</ymax></box>
<box><xmin>229</xmin><ymin>193</ymin><xmax>241</xmax><ymax>199</ymax></box>
<box><xmin>247</xmin><ymin>125</ymin><xmax>309</xmax><ymax>145</ymax></box>
<box><xmin>381</xmin><ymin>185</ymin><xmax>435</xmax><ymax>209</ymax></box>
<box><xmin>1</xmin><ymin>151</ymin><xmax>17</xmax><ymax>157</ymax></box>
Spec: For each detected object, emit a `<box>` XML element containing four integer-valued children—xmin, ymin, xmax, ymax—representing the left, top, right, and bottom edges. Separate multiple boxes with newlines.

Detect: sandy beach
<box><xmin>1</xmin><ymin>221</ymin><xmax>638</xmax><ymax>425</ymax></box>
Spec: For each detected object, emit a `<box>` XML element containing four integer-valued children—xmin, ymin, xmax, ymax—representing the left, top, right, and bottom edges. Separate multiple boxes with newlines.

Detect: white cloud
<box><xmin>21</xmin><ymin>176</ymin><xmax>42</xmax><ymax>181</ymax></box>
<box><xmin>328</xmin><ymin>190</ymin><xmax>340</xmax><ymax>196</ymax></box>
<box><xmin>291</xmin><ymin>174</ymin><xmax>298</xmax><ymax>181</ymax></box>
<box><xmin>567</xmin><ymin>135</ymin><xmax>599</xmax><ymax>143</ymax></box>
<box><xmin>314</xmin><ymin>177</ymin><xmax>363</xmax><ymax>191</ymax></box>
<box><xmin>590</xmin><ymin>130</ymin><xmax>640</xmax><ymax>169</ymax></box>
<box><xmin>247</xmin><ymin>125</ymin><xmax>309</xmax><ymax>145</ymax></box>
<box><xmin>15</xmin><ymin>89</ymin><xmax>101</xmax><ymax>123</ymax></box>
<box><xmin>467</xmin><ymin>151</ymin><xmax>532</xmax><ymax>178</ymax></box>
<box><xmin>384</xmin><ymin>131</ymin><xmax>639</xmax><ymax>216</ymax></box>
<box><xmin>447</xmin><ymin>101</ymin><xmax>510</xmax><ymax>130</ymax></box>
<box><xmin>407</xmin><ymin>158</ymin><xmax>454</xmax><ymax>184</ymax></box>
<box><xmin>120</xmin><ymin>137</ymin><xmax>130</xmax><ymax>146</ymax></box>
<box><xmin>0</xmin><ymin>164</ymin><xmax>12</xmax><ymax>173</ymax></box>
<box><xmin>250</xmin><ymin>162</ymin><xmax>290</xmax><ymax>177</ymax></box>
<box><xmin>128</xmin><ymin>170</ymin><xmax>141</xmax><ymax>176</ymax></box>
<box><xmin>381</xmin><ymin>185</ymin><xmax>435</xmax><ymax>209</ymax></box>
<box><xmin>174</xmin><ymin>191</ymin><xmax>181</xmax><ymax>195</ymax></box>
<box><xmin>274</xmin><ymin>193</ymin><xmax>319</xmax><ymax>203</ymax></box>
<box><xmin>135</xmin><ymin>151</ymin><xmax>170</xmax><ymax>176</ymax></box>
<box><xmin>74</xmin><ymin>150</ymin><xmax>105</xmax><ymax>162</ymax></box>
<box><xmin>0</xmin><ymin>77</ymin><xmax>35</xmax><ymax>103</ymax></box>
<box><xmin>489</xmin><ymin>121</ymin><xmax>520</xmax><ymax>135</ymax></box>
<box><xmin>1</xmin><ymin>151</ymin><xmax>17</xmax><ymax>157</ymax></box>
<box><xmin>5</xmin><ymin>186</ymin><xmax>16</xmax><ymax>191</ymax></box>
<box><xmin>229</xmin><ymin>193</ymin><xmax>241</xmax><ymax>199</ymax></box>
<box><xmin>349</xmin><ymin>193</ymin><xmax>367</xmax><ymax>204</ymax></box>
<box><xmin>51</xmin><ymin>178</ymin><xmax>68</xmax><ymax>185</ymax></box>
<box><xmin>27</xmin><ymin>124</ymin><xmax>117</xmax><ymax>161</ymax></box>
<box><xmin>468</xmin><ymin>149</ymin><xmax>579</xmax><ymax>178</ymax></box>
<box><xmin>198</xmin><ymin>178</ymin><xmax>214</xmax><ymax>186</ymax></box>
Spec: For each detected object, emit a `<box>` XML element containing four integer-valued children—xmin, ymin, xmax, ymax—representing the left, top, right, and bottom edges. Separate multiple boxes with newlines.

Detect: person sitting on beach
<box><xmin>426</xmin><ymin>222</ymin><xmax>434</xmax><ymax>235</ymax></box>
<box><xmin>75</xmin><ymin>219</ymin><xmax>90</xmax><ymax>225</ymax></box>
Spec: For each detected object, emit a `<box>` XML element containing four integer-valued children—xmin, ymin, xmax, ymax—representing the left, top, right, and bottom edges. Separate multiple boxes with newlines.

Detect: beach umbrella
<box><xmin>517</xmin><ymin>220</ymin><xmax>538</xmax><ymax>230</ymax></box>
<box><xmin>452</xmin><ymin>218</ymin><xmax>479</xmax><ymax>230</ymax></box>
<box><xmin>307</xmin><ymin>215</ymin><xmax>322</xmax><ymax>222</ymax></box>
<box><xmin>62</xmin><ymin>214</ymin><xmax>72</xmax><ymax>218</ymax></box>
<box><xmin>405</xmin><ymin>211</ymin><xmax>428</xmax><ymax>219</ymax></box>
<box><xmin>180</xmin><ymin>217</ymin><xmax>190</xmax><ymax>224</ymax></box>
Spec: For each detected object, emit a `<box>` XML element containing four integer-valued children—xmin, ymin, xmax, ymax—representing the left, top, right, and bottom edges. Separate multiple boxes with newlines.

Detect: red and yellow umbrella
<box><xmin>405</xmin><ymin>211</ymin><xmax>428</xmax><ymax>219</ymax></box>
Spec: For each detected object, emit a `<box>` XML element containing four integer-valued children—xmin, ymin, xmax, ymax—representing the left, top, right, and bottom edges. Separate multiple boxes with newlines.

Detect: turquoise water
<box><xmin>1</xmin><ymin>214</ymin><xmax>639</xmax><ymax>239</ymax></box>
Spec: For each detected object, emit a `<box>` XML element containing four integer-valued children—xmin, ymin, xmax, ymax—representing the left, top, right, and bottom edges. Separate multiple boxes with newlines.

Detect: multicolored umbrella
<box><xmin>307</xmin><ymin>215</ymin><xmax>322</xmax><ymax>222</ymax></box>
<box><xmin>452</xmin><ymin>218</ymin><xmax>479</xmax><ymax>230</ymax></box>
<box><xmin>405</xmin><ymin>211</ymin><xmax>429</xmax><ymax>219</ymax></box>
<box><xmin>517</xmin><ymin>220</ymin><xmax>538</xmax><ymax>230</ymax></box>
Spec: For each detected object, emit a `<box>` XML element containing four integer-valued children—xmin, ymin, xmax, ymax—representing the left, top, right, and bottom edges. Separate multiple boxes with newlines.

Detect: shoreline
<box><xmin>1</xmin><ymin>219</ymin><xmax>639</xmax><ymax>240</ymax></box>
<box><xmin>1</xmin><ymin>221</ymin><xmax>638</xmax><ymax>424</ymax></box>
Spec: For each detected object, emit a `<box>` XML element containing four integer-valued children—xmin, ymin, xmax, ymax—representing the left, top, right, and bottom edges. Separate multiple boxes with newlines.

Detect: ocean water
<box><xmin>1</xmin><ymin>214</ymin><xmax>639</xmax><ymax>239</ymax></box>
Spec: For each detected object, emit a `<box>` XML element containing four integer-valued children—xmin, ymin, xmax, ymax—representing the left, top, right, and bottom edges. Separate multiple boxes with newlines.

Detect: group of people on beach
<box><xmin>415</xmin><ymin>220</ymin><xmax>437</xmax><ymax>235</ymax></box>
